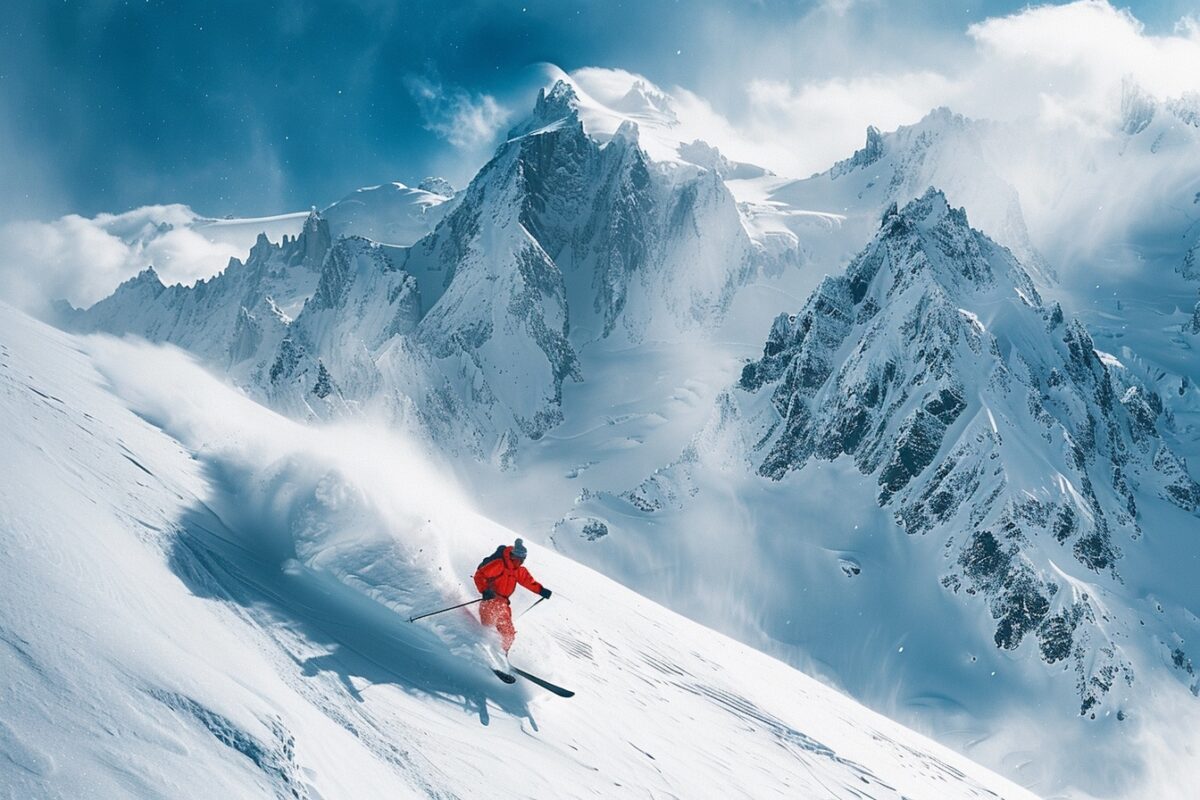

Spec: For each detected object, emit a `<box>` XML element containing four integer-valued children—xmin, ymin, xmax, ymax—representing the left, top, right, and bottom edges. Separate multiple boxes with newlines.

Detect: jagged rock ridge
<box><xmin>733</xmin><ymin>189</ymin><xmax>1199</xmax><ymax>712</ymax></box>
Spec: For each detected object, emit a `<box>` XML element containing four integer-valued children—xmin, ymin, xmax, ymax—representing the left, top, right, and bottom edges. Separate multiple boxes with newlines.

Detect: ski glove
<box><xmin>539</xmin><ymin>587</ymin><xmax>552</xmax><ymax>599</ymax></box>
<box><xmin>482</xmin><ymin>589</ymin><xmax>497</xmax><ymax>601</ymax></box>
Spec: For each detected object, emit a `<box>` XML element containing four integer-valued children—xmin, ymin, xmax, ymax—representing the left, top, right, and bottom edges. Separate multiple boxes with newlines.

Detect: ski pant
<box><xmin>480</xmin><ymin>597</ymin><xmax>517</xmax><ymax>652</ymax></box>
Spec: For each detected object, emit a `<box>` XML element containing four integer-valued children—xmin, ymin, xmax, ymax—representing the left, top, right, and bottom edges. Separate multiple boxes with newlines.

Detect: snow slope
<box><xmin>0</xmin><ymin>303</ymin><xmax>1037</xmax><ymax>800</ymax></box>
<box><xmin>321</xmin><ymin>180</ymin><xmax>454</xmax><ymax>247</ymax></box>
<box><xmin>143</xmin><ymin>176</ymin><xmax>455</xmax><ymax>255</ymax></box>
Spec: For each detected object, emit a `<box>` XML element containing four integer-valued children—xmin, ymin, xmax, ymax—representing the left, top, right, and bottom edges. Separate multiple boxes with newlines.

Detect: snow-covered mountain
<box><xmin>734</xmin><ymin>190</ymin><xmax>1200</xmax><ymax>709</ymax></box>
<box><xmin>162</xmin><ymin>177</ymin><xmax>455</xmax><ymax>254</ymax></box>
<box><xmin>70</xmin><ymin>81</ymin><xmax>788</xmax><ymax>458</ymax></box>
<box><xmin>543</xmin><ymin>65</ymin><xmax>773</xmax><ymax>180</ymax></box>
<box><xmin>1004</xmin><ymin>82</ymin><xmax>1200</xmax><ymax>509</ymax></box>
<box><xmin>0</xmin><ymin>302</ymin><xmax>1037</xmax><ymax>800</ymax></box>
<box><xmin>554</xmin><ymin>191</ymin><xmax>1200</xmax><ymax>796</ymax></box>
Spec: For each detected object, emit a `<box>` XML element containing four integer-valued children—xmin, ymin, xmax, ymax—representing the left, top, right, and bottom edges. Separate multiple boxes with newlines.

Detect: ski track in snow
<box><xmin>0</xmin><ymin>305</ymin><xmax>1037</xmax><ymax>799</ymax></box>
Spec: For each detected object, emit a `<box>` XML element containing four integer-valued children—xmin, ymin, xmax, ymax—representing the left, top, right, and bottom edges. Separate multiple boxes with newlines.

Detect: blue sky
<box><xmin>1</xmin><ymin>0</ymin><xmax>1193</xmax><ymax>219</ymax></box>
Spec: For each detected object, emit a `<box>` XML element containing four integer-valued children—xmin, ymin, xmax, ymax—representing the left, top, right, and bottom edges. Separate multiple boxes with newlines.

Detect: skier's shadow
<box><xmin>167</xmin><ymin>492</ymin><xmax>534</xmax><ymax>730</ymax></box>
<box><xmin>299</xmin><ymin>646</ymin><xmax>495</xmax><ymax>726</ymax></box>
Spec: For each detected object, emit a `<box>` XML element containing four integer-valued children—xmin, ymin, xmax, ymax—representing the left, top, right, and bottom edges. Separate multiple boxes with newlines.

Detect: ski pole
<box><xmin>408</xmin><ymin>597</ymin><xmax>482</xmax><ymax>623</ymax></box>
<box><xmin>517</xmin><ymin>597</ymin><xmax>546</xmax><ymax>619</ymax></box>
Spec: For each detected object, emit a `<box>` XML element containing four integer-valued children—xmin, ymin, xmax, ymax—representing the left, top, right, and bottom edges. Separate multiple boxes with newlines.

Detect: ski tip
<box><xmin>492</xmin><ymin>669</ymin><xmax>517</xmax><ymax>684</ymax></box>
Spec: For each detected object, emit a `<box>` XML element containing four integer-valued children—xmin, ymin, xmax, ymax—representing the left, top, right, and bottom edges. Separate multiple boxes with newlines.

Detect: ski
<box><xmin>510</xmin><ymin>666</ymin><xmax>574</xmax><ymax>697</ymax></box>
<box><xmin>492</xmin><ymin>668</ymin><xmax>516</xmax><ymax>684</ymax></box>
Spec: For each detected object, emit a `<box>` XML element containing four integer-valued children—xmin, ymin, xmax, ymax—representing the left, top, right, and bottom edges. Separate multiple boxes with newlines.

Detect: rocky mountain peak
<box><xmin>611</xmin><ymin>79</ymin><xmax>679</xmax><ymax>125</ymax></box>
<box><xmin>508</xmin><ymin>80</ymin><xmax>581</xmax><ymax>137</ymax></box>
<box><xmin>849</xmin><ymin>187</ymin><xmax>1038</xmax><ymax>306</ymax></box>
<box><xmin>610</xmin><ymin>119</ymin><xmax>641</xmax><ymax>146</ymax></box>
<box><xmin>829</xmin><ymin>124</ymin><xmax>886</xmax><ymax>178</ymax></box>
<box><xmin>1167</xmin><ymin>91</ymin><xmax>1200</xmax><ymax>127</ymax></box>
<box><xmin>417</xmin><ymin>176</ymin><xmax>455</xmax><ymax>197</ymax></box>
<box><xmin>128</xmin><ymin>265</ymin><xmax>164</xmax><ymax>289</ymax></box>
<box><xmin>289</xmin><ymin>209</ymin><xmax>332</xmax><ymax>271</ymax></box>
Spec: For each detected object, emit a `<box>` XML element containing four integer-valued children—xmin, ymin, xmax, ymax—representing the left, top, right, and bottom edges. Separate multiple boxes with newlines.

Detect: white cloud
<box><xmin>962</xmin><ymin>0</ymin><xmax>1200</xmax><ymax>130</ymax></box>
<box><xmin>570</xmin><ymin>2</ymin><xmax>1200</xmax><ymax>180</ymax></box>
<box><xmin>406</xmin><ymin>74</ymin><xmax>511</xmax><ymax>150</ymax></box>
<box><xmin>740</xmin><ymin>72</ymin><xmax>957</xmax><ymax>174</ymax></box>
<box><xmin>0</xmin><ymin>205</ymin><xmax>248</xmax><ymax>314</ymax></box>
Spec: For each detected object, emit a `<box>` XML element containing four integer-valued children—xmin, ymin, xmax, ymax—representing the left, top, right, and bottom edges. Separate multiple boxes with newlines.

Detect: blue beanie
<box><xmin>512</xmin><ymin>538</ymin><xmax>527</xmax><ymax>560</ymax></box>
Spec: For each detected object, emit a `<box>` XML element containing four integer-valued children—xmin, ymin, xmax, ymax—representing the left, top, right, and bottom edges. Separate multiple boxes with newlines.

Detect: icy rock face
<box><xmin>1119</xmin><ymin>79</ymin><xmax>1157</xmax><ymax>136</ymax></box>
<box><xmin>1121</xmin><ymin>80</ymin><xmax>1200</xmax><ymax>137</ymax></box>
<box><xmin>1182</xmin><ymin>240</ymin><xmax>1200</xmax><ymax>281</ymax></box>
<box><xmin>401</xmin><ymin>83</ymin><xmax>590</xmax><ymax>442</ymax></box>
<box><xmin>737</xmin><ymin>189</ymin><xmax>1199</xmax><ymax>713</ymax></box>
<box><xmin>263</xmin><ymin>235</ymin><xmax>420</xmax><ymax>413</ymax></box>
<box><xmin>829</xmin><ymin>125</ymin><xmax>884</xmax><ymax>178</ymax></box>
<box><xmin>1167</xmin><ymin>92</ymin><xmax>1200</xmax><ymax>128</ymax></box>
<box><xmin>561</xmin><ymin>119</ymin><xmax>658</xmax><ymax>336</ymax></box>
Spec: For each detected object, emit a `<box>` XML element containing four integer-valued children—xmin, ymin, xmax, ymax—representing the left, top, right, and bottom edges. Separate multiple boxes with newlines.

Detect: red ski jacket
<box><xmin>473</xmin><ymin>546</ymin><xmax>543</xmax><ymax>600</ymax></box>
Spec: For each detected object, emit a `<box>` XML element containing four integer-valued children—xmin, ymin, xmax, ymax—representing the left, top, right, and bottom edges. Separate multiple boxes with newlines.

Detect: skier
<box><xmin>473</xmin><ymin>538</ymin><xmax>551</xmax><ymax>653</ymax></box>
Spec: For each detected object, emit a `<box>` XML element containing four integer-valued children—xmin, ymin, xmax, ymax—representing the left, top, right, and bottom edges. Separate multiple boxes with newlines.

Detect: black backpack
<box><xmin>477</xmin><ymin>545</ymin><xmax>506</xmax><ymax>570</ymax></box>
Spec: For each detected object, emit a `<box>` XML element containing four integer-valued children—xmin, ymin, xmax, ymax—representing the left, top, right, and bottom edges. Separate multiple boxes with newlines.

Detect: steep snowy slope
<box><xmin>552</xmin><ymin>192</ymin><xmax>1200</xmax><ymax>798</ymax></box>
<box><xmin>0</xmin><ymin>303</ymin><xmax>1037</xmax><ymax>800</ymax></box>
